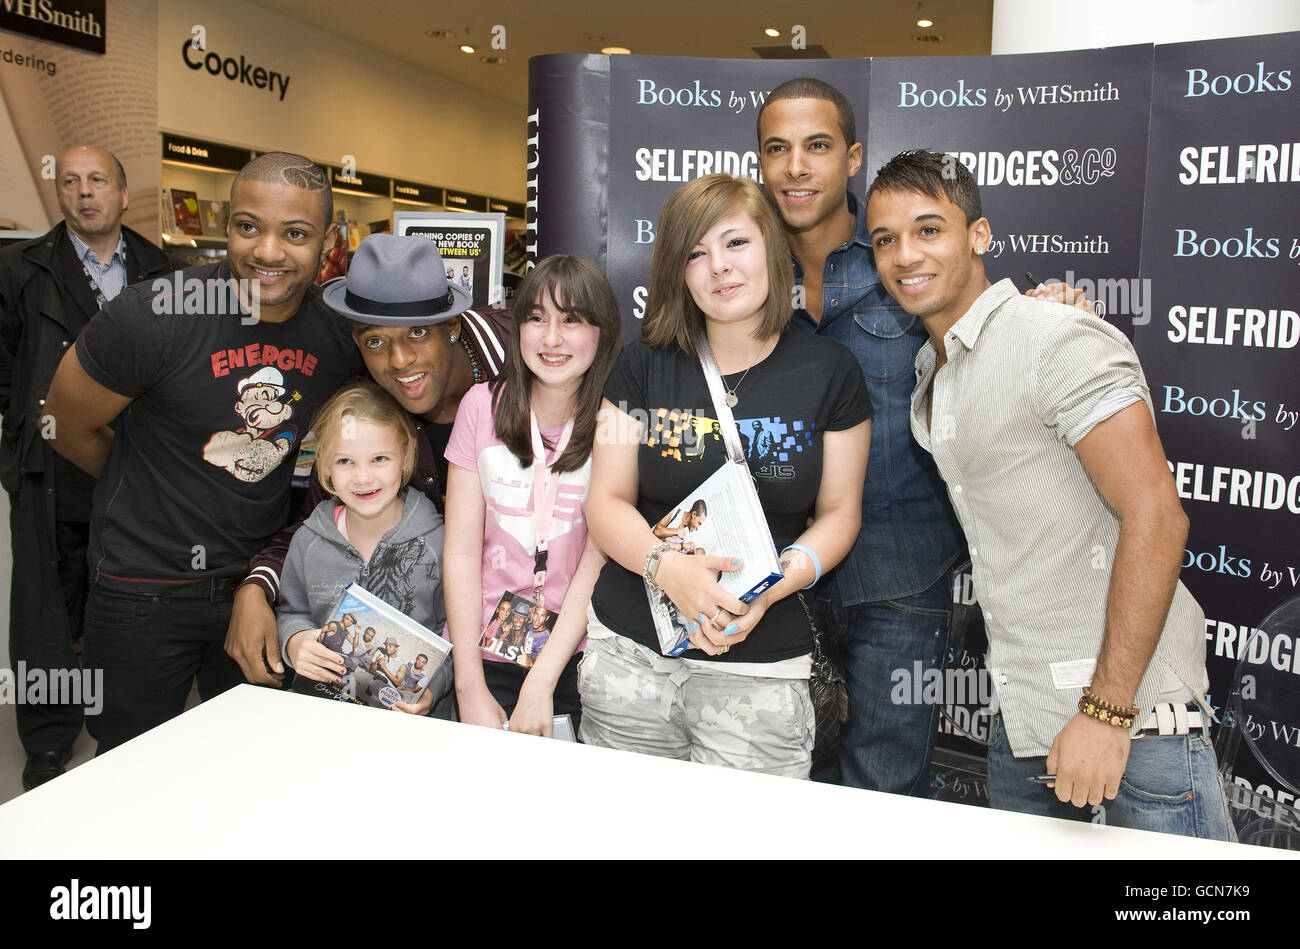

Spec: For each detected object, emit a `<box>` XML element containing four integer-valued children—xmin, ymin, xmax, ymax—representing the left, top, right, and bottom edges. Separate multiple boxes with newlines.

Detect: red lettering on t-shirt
<box><xmin>276</xmin><ymin>348</ymin><xmax>295</xmax><ymax>371</ymax></box>
<box><xmin>228</xmin><ymin>347</ymin><xmax>246</xmax><ymax>370</ymax></box>
<box><xmin>245</xmin><ymin>343</ymin><xmax>260</xmax><ymax>366</ymax></box>
<box><xmin>211</xmin><ymin>350</ymin><xmax>229</xmax><ymax>377</ymax></box>
<box><xmin>302</xmin><ymin>354</ymin><xmax>317</xmax><ymax>376</ymax></box>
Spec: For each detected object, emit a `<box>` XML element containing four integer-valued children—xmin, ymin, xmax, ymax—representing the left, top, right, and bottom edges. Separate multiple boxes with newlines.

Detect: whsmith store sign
<box><xmin>0</xmin><ymin>0</ymin><xmax>106</xmax><ymax>54</ymax></box>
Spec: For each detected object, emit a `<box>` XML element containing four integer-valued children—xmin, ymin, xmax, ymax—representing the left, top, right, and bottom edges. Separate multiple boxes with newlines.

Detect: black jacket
<box><xmin>0</xmin><ymin>221</ymin><xmax>181</xmax><ymax>489</ymax></box>
<box><xmin>0</xmin><ymin>220</ymin><xmax>180</xmax><ymax>642</ymax></box>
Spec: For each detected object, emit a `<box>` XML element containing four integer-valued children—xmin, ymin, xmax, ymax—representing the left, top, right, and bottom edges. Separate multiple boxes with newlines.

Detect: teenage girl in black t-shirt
<box><xmin>583</xmin><ymin>174</ymin><xmax>872</xmax><ymax>777</ymax></box>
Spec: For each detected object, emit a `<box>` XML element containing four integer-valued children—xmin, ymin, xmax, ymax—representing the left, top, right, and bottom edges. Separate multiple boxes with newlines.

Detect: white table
<box><xmin>0</xmin><ymin>685</ymin><xmax>1288</xmax><ymax>859</ymax></box>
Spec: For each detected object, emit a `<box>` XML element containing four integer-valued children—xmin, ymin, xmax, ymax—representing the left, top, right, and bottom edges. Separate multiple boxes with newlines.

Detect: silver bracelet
<box><xmin>643</xmin><ymin>542</ymin><xmax>674</xmax><ymax>587</ymax></box>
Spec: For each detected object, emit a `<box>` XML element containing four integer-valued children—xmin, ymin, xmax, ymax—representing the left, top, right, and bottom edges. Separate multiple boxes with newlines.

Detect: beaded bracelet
<box><xmin>780</xmin><ymin>543</ymin><xmax>821</xmax><ymax>590</ymax></box>
<box><xmin>1078</xmin><ymin>688</ymin><xmax>1139</xmax><ymax>728</ymax></box>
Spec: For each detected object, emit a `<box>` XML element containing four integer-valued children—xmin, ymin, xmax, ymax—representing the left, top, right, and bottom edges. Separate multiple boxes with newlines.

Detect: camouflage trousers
<box><xmin>578</xmin><ymin>607</ymin><xmax>814</xmax><ymax>779</ymax></box>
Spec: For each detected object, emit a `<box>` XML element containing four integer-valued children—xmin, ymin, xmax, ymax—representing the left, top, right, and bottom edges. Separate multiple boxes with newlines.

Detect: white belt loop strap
<box><xmin>1139</xmin><ymin>704</ymin><xmax>1204</xmax><ymax>735</ymax></box>
<box><xmin>1155</xmin><ymin>702</ymin><xmax>1176</xmax><ymax>736</ymax></box>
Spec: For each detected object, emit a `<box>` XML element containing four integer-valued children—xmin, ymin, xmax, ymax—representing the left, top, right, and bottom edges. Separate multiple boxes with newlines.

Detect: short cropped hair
<box><xmin>757</xmin><ymin>77</ymin><xmax>857</xmax><ymax>147</ymax></box>
<box><xmin>867</xmin><ymin>149</ymin><xmax>983</xmax><ymax>226</ymax></box>
<box><xmin>311</xmin><ymin>381</ymin><xmax>417</xmax><ymax>495</ymax></box>
<box><xmin>645</xmin><ymin>174</ymin><xmax>794</xmax><ymax>354</ymax></box>
<box><xmin>232</xmin><ymin>151</ymin><xmax>333</xmax><ymax>226</ymax></box>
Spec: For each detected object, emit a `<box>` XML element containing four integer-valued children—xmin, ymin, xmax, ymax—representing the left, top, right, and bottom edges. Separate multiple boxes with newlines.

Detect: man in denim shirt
<box><xmin>756</xmin><ymin>79</ymin><xmax>1089</xmax><ymax>793</ymax></box>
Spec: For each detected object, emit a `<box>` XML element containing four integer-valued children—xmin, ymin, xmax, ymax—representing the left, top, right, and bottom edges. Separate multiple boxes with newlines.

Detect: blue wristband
<box><xmin>781</xmin><ymin>544</ymin><xmax>821</xmax><ymax>590</ymax></box>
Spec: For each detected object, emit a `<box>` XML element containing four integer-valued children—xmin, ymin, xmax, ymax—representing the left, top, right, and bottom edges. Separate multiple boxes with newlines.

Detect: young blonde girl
<box><xmin>276</xmin><ymin>381</ymin><xmax>452</xmax><ymax>716</ymax></box>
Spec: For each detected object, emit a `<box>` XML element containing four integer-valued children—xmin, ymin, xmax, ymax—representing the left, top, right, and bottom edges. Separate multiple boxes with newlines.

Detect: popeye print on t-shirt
<box><xmin>202</xmin><ymin>365</ymin><xmax>301</xmax><ymax>482</ymax></box>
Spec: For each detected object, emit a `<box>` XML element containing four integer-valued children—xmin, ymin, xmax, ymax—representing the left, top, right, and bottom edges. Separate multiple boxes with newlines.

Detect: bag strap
<box><xmin>693</xmin><ymin>328</ymin><xmax>746</xmax><ymax>465</ymax></box>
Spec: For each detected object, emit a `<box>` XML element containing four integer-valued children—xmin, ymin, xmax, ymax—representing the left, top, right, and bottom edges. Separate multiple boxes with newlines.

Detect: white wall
<box><xmin>992</xmin><ymin>0</ymin><xmax>1300</xmax><ymax>52</ymax></box>
<box><xmin>157</xmin><ymin>0</ymin><xmax>525</xmax><ymax>201</ymax></box>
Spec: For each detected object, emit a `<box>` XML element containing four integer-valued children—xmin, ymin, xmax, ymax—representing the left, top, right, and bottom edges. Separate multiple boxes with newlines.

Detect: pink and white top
<box><xmin>444</xmin><ymin>382</ymin><xmax>591</xmax><ymax>664</ymax></box>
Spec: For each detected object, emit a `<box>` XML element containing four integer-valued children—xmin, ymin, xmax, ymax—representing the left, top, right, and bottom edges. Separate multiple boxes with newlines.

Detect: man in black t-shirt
<box><xmin>44</xmin><ymin>152</ymin><xmax>363</xmax><ymax>752</ymax></box>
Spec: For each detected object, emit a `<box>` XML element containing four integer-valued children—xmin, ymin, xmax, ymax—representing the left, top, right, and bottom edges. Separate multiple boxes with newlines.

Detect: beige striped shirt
<box><xmin>909</xmin><ymin>278</ymin><xmax>1209</xmax><ymax>757</ymax></box>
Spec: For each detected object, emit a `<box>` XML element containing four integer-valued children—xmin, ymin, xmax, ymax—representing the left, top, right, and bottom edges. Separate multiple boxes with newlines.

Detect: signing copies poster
<box><xmin>394</xmin><ymin>211</ymin><xmax>506</xmax><ymax>308</ymax></box>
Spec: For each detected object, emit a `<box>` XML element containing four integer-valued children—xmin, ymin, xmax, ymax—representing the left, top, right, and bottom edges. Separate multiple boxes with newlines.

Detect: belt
<box><xmin>96</xmin><ymin>573</ymin><xmax>244</xmax><ymax>603</ymax></box>
<box><xmin>1135</xmin><ymin>703</ymin><xmax>1206</xmax><ymax>737</ymax></box>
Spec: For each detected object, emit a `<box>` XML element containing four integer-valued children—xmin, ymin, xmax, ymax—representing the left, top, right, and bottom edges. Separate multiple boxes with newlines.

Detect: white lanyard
<box><xmin>528</xmin><ymin>409</ymin><xmax>575</xmax><ymax>602</ymax></box>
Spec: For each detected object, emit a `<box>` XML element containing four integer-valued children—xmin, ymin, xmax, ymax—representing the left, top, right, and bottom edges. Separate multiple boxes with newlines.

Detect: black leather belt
<box><xmin>96</xmin><ymin>573</ymin><xmax>243</xmax><ymax>603</ymax></box>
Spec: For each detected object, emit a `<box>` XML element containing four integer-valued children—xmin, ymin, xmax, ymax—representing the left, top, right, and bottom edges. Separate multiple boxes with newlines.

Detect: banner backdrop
<box><xmin>606</xmin><ymin>56</ymin><xmax>869</xmax><ymax>334</ymax></box>
<box><xmin>1135</xmin><ymin>31</ymin><xmax>1300</xmax><ymax>803</ymax></box>
<box><xmin>530</xmin><ymin>33</ymin><xmax>1300</xmax><ymax>807</ymax></box>
<box><xmin>531</xmin><ymin>54</ymin><xmax>868</xmax><ymax>337</ymax></box>
<box><xmin>0</xmin><ymin>0</ymin><xmax>158</xmax><ymax>239</ymax></box>
<box><xmin>867</xmin><ymin>46</ymin><xmax>1153</xmax><ymax>330</ymax></box>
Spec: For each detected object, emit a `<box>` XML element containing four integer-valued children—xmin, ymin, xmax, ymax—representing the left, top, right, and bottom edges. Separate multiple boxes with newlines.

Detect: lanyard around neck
<box><xmin>528</xmin><ymin>408</ymin><xmax>576</xmax><ymax>601</ymax></box>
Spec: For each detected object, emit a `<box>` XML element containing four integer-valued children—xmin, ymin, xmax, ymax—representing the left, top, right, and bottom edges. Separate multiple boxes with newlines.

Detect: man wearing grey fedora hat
<box><xmin>227</xmin><ymin>234</ymin><xmax>511</xmax><ymax>689</ymax></box>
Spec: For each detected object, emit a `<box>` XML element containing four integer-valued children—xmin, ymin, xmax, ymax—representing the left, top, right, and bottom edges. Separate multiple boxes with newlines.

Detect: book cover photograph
<box><xmin>646</xmin><ymin>461</ymin><xmax>783</xmax><ymax>657</ymax></box>
<box><xmin>479</xmin><ymin>591</ymin><xmax>557</xmax><ymax>669</ymax></box>
<box><xmin>169</xmin><ymin>188</ymin><xmax>202</xmax><ymax>235</ymax></box>
<box><xmin>291</xmin><ymin>583</ymin><xmax>451</xmax><ymax>710</ymax></box>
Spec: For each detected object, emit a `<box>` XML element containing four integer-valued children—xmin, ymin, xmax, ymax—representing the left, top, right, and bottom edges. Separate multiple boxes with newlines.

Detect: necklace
<box><xmin>457</xmin><ymin>331</ymin><xmax>483</xmax><ymax>383</ymax></box>
<box><xmin>720</xmin><ymin>338</ymin><xmax>776</xmax><ymax>408</ymax></box>
<box><xmin>723</xmin><ymin>365</ymin><xmax>753</xmax><ymax>408</ymax></box>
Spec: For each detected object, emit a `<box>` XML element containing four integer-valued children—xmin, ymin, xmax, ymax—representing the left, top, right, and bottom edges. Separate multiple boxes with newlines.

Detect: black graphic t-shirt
<box><xmin>77</xmin><ymin>262</ymin><xmax>364</xmax><ymax>581</ymax></box>
<box><xmin>591</xmin><ymin>328</ymin><xmax>872</xmax><ymax>663</ymax></box>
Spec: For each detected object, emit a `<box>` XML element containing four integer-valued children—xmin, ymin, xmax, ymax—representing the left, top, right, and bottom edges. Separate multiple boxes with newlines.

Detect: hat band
<box><xmin>344</xmin><ymin>287</ymin><xmax>455</xmax><ymax>317</ymax></box>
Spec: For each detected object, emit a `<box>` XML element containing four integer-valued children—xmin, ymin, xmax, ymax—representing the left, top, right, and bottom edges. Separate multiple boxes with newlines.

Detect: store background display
<box><xmin>1136</xmin><ymin>30</ymin><xmax>1300</xmax><ymax>818</ymax></box>
<box><xmin>530</xmin><ymin>34</ymin><xmax>1300</xmax><ymax>815</ymax></box>
<box><xmin>0</xmin><ymin>0</ymin><xmax>157</xmax><ymax>237</ymax></box>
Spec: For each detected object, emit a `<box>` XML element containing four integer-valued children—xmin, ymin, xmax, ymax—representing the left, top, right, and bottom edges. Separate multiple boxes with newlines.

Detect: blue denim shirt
<box><xmin>790</xmin><ymin>192</ymin><xmax>963</xmax><ymax>604</ymax></box>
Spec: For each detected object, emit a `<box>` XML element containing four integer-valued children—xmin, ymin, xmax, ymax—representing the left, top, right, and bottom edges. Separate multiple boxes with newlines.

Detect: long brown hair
<box><xmin>644</xmin><ymin>174</ymin><xmax>794</xmax><ymax>354</ymax></box>
<box><xmin>490</xmin><ymin>255</ymin><xmax>622</xmax><ymax>473</ymax></box>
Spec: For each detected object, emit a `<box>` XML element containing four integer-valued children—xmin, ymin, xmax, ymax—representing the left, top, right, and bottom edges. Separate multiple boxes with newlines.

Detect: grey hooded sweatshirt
<box><xmin>276</xmin><ymin>489</ymin><xmax>451</xmax><ymax>712</ymax></box>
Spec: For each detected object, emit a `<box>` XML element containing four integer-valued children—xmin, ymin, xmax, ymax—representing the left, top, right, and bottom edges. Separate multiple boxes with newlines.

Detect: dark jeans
<box><xmin>482</xmin><ymin>651</ymin><xmax>583</xmax><ymax>737</ymax></box>
<box><xmin>986</xmin><ymin>713</ymin><xmax>1237</xmax><ymax>840</ymax></box>
<box><xmin>82</xmin><ymin>584</ymin><xmax>246</xmax><ymax>754</ymax></box>
<box><xmin>12</xmin><ymin>519</ymin><xmax>88</xmax><ymax>755</ymax></box>
<box><xmin>816</xmin><ymin>571</ymin><xmax>951</xmax><ymax>794</ymax></box>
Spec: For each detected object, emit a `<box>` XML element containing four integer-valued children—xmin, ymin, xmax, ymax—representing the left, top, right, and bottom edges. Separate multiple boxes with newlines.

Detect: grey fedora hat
<box><xmin>322</xmin><ymin>233</ymin><xmax>473</xmax><ymax>326</ymax></box>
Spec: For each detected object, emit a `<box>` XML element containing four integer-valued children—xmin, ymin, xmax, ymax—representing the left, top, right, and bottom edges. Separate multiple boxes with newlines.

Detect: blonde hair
<box><xmin>311</xmin><ymin>381</ymin><xmax>417</xmax><ymax>495</ymax></box>
<box><xmin>644</xmin><ymin>174</ymin><xmax>794</xmax><ymax>354</ymax></box>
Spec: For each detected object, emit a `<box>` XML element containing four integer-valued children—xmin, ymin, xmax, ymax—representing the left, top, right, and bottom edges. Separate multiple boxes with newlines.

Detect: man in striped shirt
<box><xmin>865</xmin><ymin>149</ymin><xmax>1233</xmax><ymax>840</ymax></box>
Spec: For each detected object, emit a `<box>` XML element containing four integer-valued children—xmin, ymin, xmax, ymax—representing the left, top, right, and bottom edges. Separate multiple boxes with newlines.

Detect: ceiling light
<box><xmin>601</xmin><ymin>46</ymin><xmax>631</xmax><ymax>55</ymax></box>
<box><xmin>916</xmin><ymin>18</ymin><xmax>933</xmax><ymax>28</ymax></box>
<box><xmin>425</xmin><ymin>29</ymin><xmax>456</xmax><ymax>38</ymax></box>
<box><xmin>480</xmin><ymin>56</ymin><xmax>506</xmax><ymax>64</ymax></box>
<box><xmin>764</xmin><ymin>28</ymin><xmax>780</xmax><ymax>37</ymax></box>
<box><xmin>459</xmin><ymin>44</ymin><xmax>475</xmax><ymax>54</ymax></box>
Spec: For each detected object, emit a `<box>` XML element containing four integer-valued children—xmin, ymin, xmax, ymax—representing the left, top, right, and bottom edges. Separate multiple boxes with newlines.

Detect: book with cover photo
<box><xmin>169</xmin><ymin>188</ymin><xmax>203</xmax><ymax>236</ymax></box>
<box><xmin>291</xmin><ymin>583</ymin><xmax>451</xmax><ymax>710</ymax></box>
<box><xmin>646</xmin><ymin>460</ymin><xmax>783</xmax><ymax>657</ymax></box>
